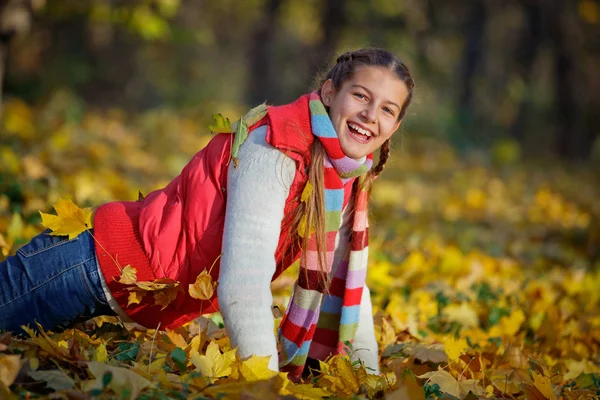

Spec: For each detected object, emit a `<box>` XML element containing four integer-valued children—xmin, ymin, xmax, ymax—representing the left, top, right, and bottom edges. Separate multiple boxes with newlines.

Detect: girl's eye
<box><xmin>383</xmin><ymin>107</ymin><xmax>394</xmax><ymax>116</ymax></box>
<box><xmin>354</xmin><ymin>93</ymin><xmax>367</xmax><ymax>100</ymax></box>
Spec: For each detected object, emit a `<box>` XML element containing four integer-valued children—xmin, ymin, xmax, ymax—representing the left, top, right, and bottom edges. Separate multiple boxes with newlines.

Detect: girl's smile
<box><xmin>321</xmin><ymin>66</ymin><xmax>410</xmax><ymax>159</ymax></box>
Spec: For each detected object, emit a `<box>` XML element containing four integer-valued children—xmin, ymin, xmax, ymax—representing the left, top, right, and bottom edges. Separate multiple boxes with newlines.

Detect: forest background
<box><xmin>0</xmin><ymin>1</ymin><xmax>599</xmax><ymax>399</ymax></box>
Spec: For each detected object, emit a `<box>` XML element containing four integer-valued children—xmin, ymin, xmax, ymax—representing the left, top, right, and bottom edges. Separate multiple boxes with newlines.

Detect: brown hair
<box><xmin>287</xmin><ymin>48</ymin><xmax>415</xmax><ymax>284</ymax></box>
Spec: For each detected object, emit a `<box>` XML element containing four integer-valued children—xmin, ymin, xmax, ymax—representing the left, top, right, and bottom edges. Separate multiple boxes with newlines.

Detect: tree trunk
<box><xmin>247</xmin><ymin>0</ymin><xmax>283</xmax><ymax>106</ymax></box>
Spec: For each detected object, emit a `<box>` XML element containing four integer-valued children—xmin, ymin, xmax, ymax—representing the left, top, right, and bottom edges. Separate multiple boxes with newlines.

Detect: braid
<box><xmin>370</xmin><ymin>139</ymin><xmax>391</xmax><ymax>178</ymax></box>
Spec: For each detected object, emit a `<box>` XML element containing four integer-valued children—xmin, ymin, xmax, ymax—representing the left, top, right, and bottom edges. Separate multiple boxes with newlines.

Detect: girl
<box><xmin>0</xmin><ymin>48</ymin><xmax>414</xmax><ymax>379</ymax></box>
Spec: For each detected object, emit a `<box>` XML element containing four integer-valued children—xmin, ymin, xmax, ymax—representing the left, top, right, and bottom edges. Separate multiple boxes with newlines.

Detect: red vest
<box><xmin>94</xmin><ymin>95</ymin><xmax>314</xmax><ymax>329</ymax></box>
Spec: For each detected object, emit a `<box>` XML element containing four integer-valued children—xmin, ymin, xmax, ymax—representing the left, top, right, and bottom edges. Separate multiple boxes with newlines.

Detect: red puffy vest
<box><xmin>94</xmin><ymin>95</ymin><xmax>314</xmax><ymax>329</ymax></box>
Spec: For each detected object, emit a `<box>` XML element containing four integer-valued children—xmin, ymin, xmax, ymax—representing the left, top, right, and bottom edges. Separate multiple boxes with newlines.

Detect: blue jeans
<box><xmin>0</xmin><ymin>229</ymin><xmax>115</xmax><ymax>334</ymax></box>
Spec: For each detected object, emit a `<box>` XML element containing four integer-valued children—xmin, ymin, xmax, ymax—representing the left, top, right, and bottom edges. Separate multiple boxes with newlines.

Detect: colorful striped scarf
<box><xmin>278</xmin><ymin>92</ymin><xmax>373</xmax><ymax>379</ymax></box>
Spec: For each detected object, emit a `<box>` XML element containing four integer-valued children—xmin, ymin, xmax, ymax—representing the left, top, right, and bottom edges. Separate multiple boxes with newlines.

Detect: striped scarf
<box><xmin>278</xmin><ymin>92</ymin><xmax>373</xmax><ymax>379</ymax></box>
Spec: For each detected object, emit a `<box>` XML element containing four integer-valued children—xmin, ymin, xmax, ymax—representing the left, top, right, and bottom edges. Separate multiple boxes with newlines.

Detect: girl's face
<box><xmin>321</xmin><ymin>66</ymin><xmax>410</xmax><ymax>160</ymax></box>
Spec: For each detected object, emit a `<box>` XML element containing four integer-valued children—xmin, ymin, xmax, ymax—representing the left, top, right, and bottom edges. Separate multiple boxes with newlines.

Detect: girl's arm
<box><xmin>218</xmin><ymin>125</ymin><xmax>295</xmax><ymax>372</ymax></box>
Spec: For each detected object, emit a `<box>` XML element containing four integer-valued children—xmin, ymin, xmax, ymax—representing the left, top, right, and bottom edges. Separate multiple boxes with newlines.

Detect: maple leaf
<box><xmin>236</xmin><ymin>355</ymin><xmax>278</xmax><ymax>382</ymax></box>
<box><xmin>0</xmin><ymin>355</ymin><xmax>21</xmax><ymax>387</ymax></box>
<box><xmin>445</xmin><ymin>336</ymin><xmax>469</xmax><ymax>363</ymax></box>
<box><xmin>316</xmin><ymin>355</ymin><xmax>367</xmax><ymax>396</ymax></box>
<box><xmin>28</xmin><ymin>370</ymin><xmax>75</xmax><ymax>391</ymax></box>
<box><xmin>189</xmin><ymin>271</ymin><xmax>217</xmax><ymax>300</ymax></box>
<box><xmin>118</xmin><ymin>265</ymin><xmax>138</xmax><ymax>285</ymax></box>
<box><xmin>128</xmin><ymin>291</ymin><xmax>145</xmax><ymax>307</ymax></box>
<box><xmin>406</xmin><ymin>343</ymin><xmax>447</xmax><ymax>363</ymax></box>
<box><xmin>190</xmin><ymin>341</ymin><xmax>236</xmax><ymax>379</ymax></box>
<box><xmin>39</xmin><ymin>198</ymin><xmax>93</xmax><ymax>240</ymax></box>
<box><xmin>208</xmin><ymin>113</ymin><xmax>232</xmax><ymax>133</ymax></box>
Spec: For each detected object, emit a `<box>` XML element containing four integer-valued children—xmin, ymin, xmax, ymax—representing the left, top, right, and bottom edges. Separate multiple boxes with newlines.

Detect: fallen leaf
<box><xmin>190</xmin><ymin>341</ymin><xmax>236</xmax><ymax>379</ymax></box>
<box><xmin>87</xmin><ymin>361</ymin><xmax>151</xmax><ymax>399</ymax></box>
<box><xmin>418</xmin><ymin>368</ymin><xmax>485</xmax><ymax>398</ymax></box>
<box><xmin>0</xmin><ymin>355</ymin><xmax>21</xmax><ymax>387</ymax></box>
<box><xmin>189</xmin><ymin>271</ymin><xmax>217</xmax><ymax>300</ymax></box>
<box><xmin>154</xmin><ymin>287</ymin><xmax>179</xmax><ymax>310</ymax></box>
<box><xmin>444</xmin><ymin>336</ymin><xmax>469</xmax><ymax>362</ymax></box>
<box><xmin>28</xmin><ymin>369</ymin><xmax>75</xmax><ymax>391</ymax></box>
<box><xmin>406</xmin><ymin>343</ymin><xmax>447</xmax><ymax>363</ymax></box>
<box><xmin>128</xmin><ymin>291</ymin><xmax>145</xmax><ymax>307</ymax></box>
<box><xmin>237</xmin><ymin>355</ymin><xmax>278</xmax><ymax>382</ymax></box>
<box><xmin>39</xmin><ymin>198</ymin><xmax>93</xmax><ymax>240</ymax></box>
<box><xmin>118</xmin><ymin>265</ymin><xmax>138</xmax><ymax>285</ymax></box>
<box><xmin>532</xmin><ymin>371</ymin><xmax>557</xmax><ymax>400</ymax></box>
<box><xmin>386</xmin><ymin>374</ymin><xmax>425</xmax><ymax>400</ymax></box>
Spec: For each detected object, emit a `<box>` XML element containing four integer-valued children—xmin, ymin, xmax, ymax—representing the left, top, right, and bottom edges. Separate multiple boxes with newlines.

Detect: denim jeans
<box><xmin>0</xmin><ymin>229</ymin><xmax>114</xmax><ymax>334</ymax></box>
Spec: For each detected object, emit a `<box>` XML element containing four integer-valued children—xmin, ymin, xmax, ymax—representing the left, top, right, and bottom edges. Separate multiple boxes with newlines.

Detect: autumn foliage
<box><xmin>0</xmin><ymin>97</ymin><xmax>599</xmax><ymax>399</ymax></box>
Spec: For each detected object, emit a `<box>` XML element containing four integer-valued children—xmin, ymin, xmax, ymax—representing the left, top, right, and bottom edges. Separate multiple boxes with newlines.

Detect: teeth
<box><xmin>348</xmin><ymin>123</ymin><xmax>372</xmax><ymax>137</ymax></box>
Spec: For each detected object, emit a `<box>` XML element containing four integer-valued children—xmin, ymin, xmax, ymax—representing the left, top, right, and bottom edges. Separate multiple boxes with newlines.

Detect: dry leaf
<box><xmin>532</xmin><ymin>372</ymin><xmax>557</xmax><ymax>400</ymax></box>
<box><xmin>386</xmin><ymin>374</ymin><xmax>425</xmax><ymax>400</ymax></box>
<box><xmin>118</xmin><ymin>265</ymin><xmax>138</xmax><ymax>285</ymax></box>
<box><xmin>127</xmin><ymin>291</ymin><xmax>145</xmax><ymax>307</ymax></box>
<box><xmin>87</xmin><ymin>361</ymin><xmax>151</xmax><ymax>399</ymax></box>
<box><xmin>189</xmin><ymin>271</ymin><xmax>217</xmax><ymax>300</ymax></box>
<box><xmin>418</xmin><ymin>368</ymin><xmax>485</xmax><ymax>398</ymax></box>
<box><xmin>0</xmin><ymin>355</ymin><xmax>21</xmax><ymax>387</ymax></box>
<box><xmin>236</xmin><ymin>355</ymin><xmax>278</xmax><ymax>382</ymax></box>
<box><xmin>154</xmin><ymin>287</ymin><xmax>179</xmax><ymax>310</ymax></box>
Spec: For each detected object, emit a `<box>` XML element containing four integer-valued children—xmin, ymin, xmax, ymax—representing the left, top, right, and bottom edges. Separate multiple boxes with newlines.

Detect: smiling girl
<box><xmin>0</xmin><ymin>48</ymin><xmax>414</xmax><ymax>379</ymax></box>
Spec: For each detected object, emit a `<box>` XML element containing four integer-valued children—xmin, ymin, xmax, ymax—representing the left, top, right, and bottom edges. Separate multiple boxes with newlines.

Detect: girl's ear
<box><xmin>321</xmin><ymin>79</ymin><xmax>336</xmax><ymax>106</ymax></box>
<box><xmin>393</xmin><ymin>119</ymin><xmax>402</xmax><ymax>132</ymax></box>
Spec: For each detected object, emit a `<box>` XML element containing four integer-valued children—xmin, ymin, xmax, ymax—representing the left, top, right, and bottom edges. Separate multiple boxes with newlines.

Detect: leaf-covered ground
<box><xmin>1</xmin><ymin>96</ymin><xmax>599</xmax><ymax>399</ymax></box>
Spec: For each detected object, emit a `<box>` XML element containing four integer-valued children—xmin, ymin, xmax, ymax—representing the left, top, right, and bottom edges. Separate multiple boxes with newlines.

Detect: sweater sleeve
<box><xmin>218</xmin><ymin>125</ymin><xmax>295</xmax><ymax>372</ymax></box>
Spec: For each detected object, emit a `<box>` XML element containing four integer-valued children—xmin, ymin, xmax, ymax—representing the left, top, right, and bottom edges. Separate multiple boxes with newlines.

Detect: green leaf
<box><xmin>208</xmin><ymin>113</ymin><xmax>232</xmax><ymax>133</ymax></box>
<box><xmin>171</xmin><ymin>347</ymin><xmax>187</xmax><ymax>372</ymax></box>
<box><xmin>231</xmin><ymin>118</ymin><xmax>248</xmax><ymax>168</ymax></box>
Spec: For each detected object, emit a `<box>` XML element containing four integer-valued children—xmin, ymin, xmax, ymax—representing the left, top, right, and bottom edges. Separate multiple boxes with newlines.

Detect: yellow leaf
<box><xmin>190</xmin><ymin>341</ymin><xmax>236</xmax><ymax>379</ymax></box>
<box><xmin>489</xmin><ymin>309</ymin><xmax>525</xmax><ymax>338</ymax></box>
<box><xmin>316</xmin><ymin>356</ymin><xmax>366</xmax><ymax>396</ymax></box>
<box><xmin>128</xmin><ymin>291</ymin><xmax>145</xmax><ymax>307</ymax></box>
<box><xmin>444</xmin><ymin>336</ymin><xmax>469</xmax><ymax>362</ymax></box>
<box><xmin>208</xmin><ymin>113</ymin><xmax>232</xmax><ymax>133</ymax></box>
<box><xmin>532</xmin><ymin>372</ymin><xmax>557</xmax><ymax>400</ymax></box>
<box><xmin>188</xmin><ymin>271</ymin><xmax>217</xmax><ymax>300</ymax></box>
<box><xmin>39</xmin><ymin>198</ymin><xmax>93</xmax><ymax>240</ymax></box>
<box><xmin>283</xmin><ymin>382</ymin><xmax>330</xmax><ymax>399</ymax></box>
<box><xmin>442</xmin><ymin>302</ymin><xmax>480</xmax><ymax>329</ymax></box>
<box><xmin>165</xmin><ymin>330</ymin><xmax>188</xmax><ymax>350</ymax></box>
<box><xmin>118</xmin><ymin>265</ymin><xmax>138</xmax><ymax>285</ymax></box>
<box><xmin>92</xmin><ymin>343</ymin><xmax>108</xmax><ymax>363</ymax></box>
<box><xmin>0</xmin><ymin>355</ymin><xmax>21</xmax><ymax>387</ymax></box>
<box><xmin>154</xmin><ymin>287</ymin><xmax>179</xmax><ymax>310</ymax></box>
<box><xmin>237</xmin><ymin>355</ymin><xmax>278</xmax><ymax>382</ymax></box>
<box><xmin>300</xmin><ymin>181</ymin><xmax>313</xmax><ymax>203</ymax></box>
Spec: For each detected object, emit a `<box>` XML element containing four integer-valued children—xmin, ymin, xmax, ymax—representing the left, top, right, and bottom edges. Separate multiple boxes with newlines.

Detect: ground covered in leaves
<box><xmin>1</xmin><ymin>96</ymin><xmax>599</xmax><ymax>399</ymax></box>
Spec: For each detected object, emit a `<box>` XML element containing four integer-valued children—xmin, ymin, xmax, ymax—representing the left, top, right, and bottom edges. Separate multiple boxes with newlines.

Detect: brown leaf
<box><xmin>0</xmin><ymin>355</ymin><xmax>21</xmax><ymax>387</ymax></box>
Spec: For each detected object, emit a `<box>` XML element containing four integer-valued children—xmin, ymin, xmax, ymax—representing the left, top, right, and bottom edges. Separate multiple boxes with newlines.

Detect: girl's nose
<box><xmin>360</xmin><ymin>107</ymin><xmax>377</xmax><ymax>123</ymax></box>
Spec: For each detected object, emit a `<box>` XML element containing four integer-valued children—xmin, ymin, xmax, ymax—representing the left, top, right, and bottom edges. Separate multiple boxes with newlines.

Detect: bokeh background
<box><xmin>1</xmin><ymin>1</ymin><xmax>600</xmax><ymax>397</ymax></box>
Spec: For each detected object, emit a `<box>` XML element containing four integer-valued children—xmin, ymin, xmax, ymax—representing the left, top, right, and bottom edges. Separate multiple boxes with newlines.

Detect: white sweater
<box><xmin>218</xmin><ymin>126</ymin><xmax>379</xmax><ymax>373</ymax></box>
